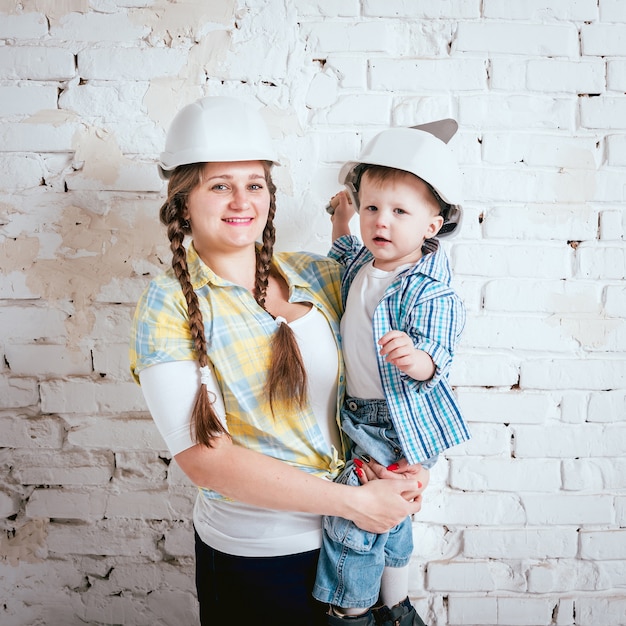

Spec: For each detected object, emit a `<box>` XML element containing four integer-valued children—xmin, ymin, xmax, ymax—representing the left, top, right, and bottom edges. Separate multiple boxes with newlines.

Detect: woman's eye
<box><xmin>249</xmin><ymin>183</ymin><xmax>264</xmax><ymax>191</ymax></box>
<box><xmin>212</xmin><ymin>184</ymin><xmax>228</xmax><ymax>191</ymax></box>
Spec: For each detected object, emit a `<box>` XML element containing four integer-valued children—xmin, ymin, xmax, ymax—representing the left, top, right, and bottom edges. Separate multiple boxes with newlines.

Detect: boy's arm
<box><xmin>381</xmin><ymin>289</ymin><xmax>465</xmax><ymax>384</ymax></box>
<box><xmin>378</xmin><ymin>331</ymin><xmax>436</xmax><ymax>381</ymax></box>
<box><xmin>329</xmin><ymin>190</ymin><xmax>355</xmax><ymax>241</ymax></box>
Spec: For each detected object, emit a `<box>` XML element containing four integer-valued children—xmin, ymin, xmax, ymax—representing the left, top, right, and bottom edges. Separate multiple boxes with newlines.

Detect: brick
<box><xmin>451</xmin><ymin>352</ymin><xmax>520</xmax><ymax>387</ymax></box>
<box><xmin>581</xmin><ymin>530</ymin><xmax>626</xmax><ymax>559</ymax></box>
<box><xmin>463</xmin><ymin>314</ymin><xmax>581</xmax><ymax>352</ymax></box>
<box><xmin>578</xmin><ymin>243</ymin><xmax>626</xmax><ymax>279</ymax></box>
<box><xmin>5</xmin><ymin>344</ymin><xmax>92</xmax><ymax>376</ymax></box>
<box><xmin>460</xmin><ymin>94</ymin><xmax>575</xmax><ymax>132</ymax></box>
<box><xmin>481</xmin><ymin>132</ymin><xmax>601</xmax><ymax>168</ymax></box>
<box><xmin>302</xmin><ymin>21</ymin><xmax>402</xmax><ymax>54</ymax></box>
<box><xmin>522</xmin><ymin>494</ymin><xmax>614</xmax><ymax>525</ymax></box>
<box><xmin>527</xmin><ymin>560</ymin><xmax>605</xmax><ymax>593</ymax></box>
<box><xmin>464</xmin><ymin>527</ymin><xmax>578</xmax><ymax>559</ymax></box>
<box><xmin>484</xmin><ymin>0</ymin><xmax>598</xmax><ymax>21</ymax></box>
<box><xmin>527</xmin><ymin>59</ymin><xmax>605</xmax><ymax>94</ymax></box>
<box><xmin>310</xmin><ymin>94</ymin><xmax>392</xmax><ymax>126</ymax></box>
<box><xmin>26</xmin><ymin>488</ymin><xmax>107</xmax><ymax>521</ymax></box>
<box><xmin>484</xmin><ymin>279</ymin><xmax>602</xmax><ymax>314</ymax></box>
<box><xmin>40</xmin><ymin>380</ymin><xmax>146</xmax><ymax>414</ymax></box>
<box><xmin>10</xmin><ymin>449</ymin><xmax>114</xmax><ymax>485</ymax></box>
<box><xmin>0</xmin><ymin>120</ymin><xmax>78</xmax><ymax>152</ymax></box>
<box><xmin>294</xmin><ymin>0</ymin><xmax>360</xmax><ymax>16</ymax></box>
<box><xmin>0</xmin><ymin>12</ymin><xmax>48</xmax><ymax>38</ymax></box>
<box><xmin>607</xmin><ymin>60</ymin><xmax>626</xmax><ymax>91</ymax></box>
<box><xmin>520</xmin><ymin>357</ymin><xmax>626</xmax><ymax>390</ymax></box>
<box><xmin>67</xmin><ymin>417</ymin><xmax>167</xmax><ymax>452</ymax></box>
<box><xmin>427</xmin><ymin>560</ymin><xmax>524</xmax><ymax>592</ymax></box>
<box><xmin>576</xmin><ymin>598</ymin><xmax>626</xmax><ymax>626</ymax></box>
<box><xmin>580</xmin><ymin>96</ymin><xmax>626</xmax><ymax>130</ymax></box>
<box><xmin>50</xmin><ymin>11</ymin><xmax>149</xmax><ymax>42</ymax></box>
<box><xmin>0</xmin><ymin>415</ymin><xmax>64</xmax><ymax>448</ymax></box>
<box><xmin>0</xmin><ymin>378</ymin><xmax>39</xmax><ymax>410</ymax></box>
<box><xmin>0</xmin><ymin>155</ymin><xmax>44</xmax><ymax>190</ymax></box>
<box><xmin>515</xmin><ymin>424</ymin><xmax>626</xmax><ymax>457</ymax></box>
<box><xmin>582</xmin><ymin>24</ymin><xmax>626</xmax><ymax>56</ymax></box>
<box><xmin>78</xmin><ymin>47</ymin><xmax>186</xmax><ymax>80</ymax></box>
<box><xmin>0</xmin><ymin>47</ymin><xmax>75</xmax><ymax>80</ymax></box>
<box><xmin>0</xmin><ymin>85</ymin><xmax>58</xmax><ymax>116</ymax></box>
<box><xmin>588</xmin><ymin>390</ymin><xmax>626</xmax><ymax>422</ymax></box>
<box><xmin>456</xmin><ymin>22</ymin><xmax>578</xmax><ymax>56</ymax></box>
<box><xmin>450</xmin><ymin>458</ymin><xmax>561</xmax><ymax>492</ymax></box>
<box><xmin>453</xmin><ymin>243</ymin><xmax>573</xmax><ymax>278</ymax></box>
<box><xmin>456</xmin><ymin>389</ymin><xmax>558</xmax><ymax>423</ymax></box>
<box><xmin>364</xmin><ymin>0</ymin><xmax>480</xmax><ymax>18</ymax></box>
<box><xmin>370</xmin><ymin>58</ymin><xmax>487</xmax><ymax>92</ymax></box>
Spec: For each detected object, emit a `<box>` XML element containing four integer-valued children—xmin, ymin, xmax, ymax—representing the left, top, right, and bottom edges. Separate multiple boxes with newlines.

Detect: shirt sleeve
<box><xmin>328</xmin><ymin>234</ymin><xmax>362</xmax><ymax>267</ymax></box>
<box><xmin>138</xmin><ymin>360</ymin><xmax>227</xmax><ymax>456</ymax></box>
<box><xmin>405</xmin><ymin>288</ymin><xmax>466</xmax><ymax>392</ymax></box>
<box><xmin>129</xmin><ymin>279</ymin><xmax>196</xmax><ymax>384</ymax></box>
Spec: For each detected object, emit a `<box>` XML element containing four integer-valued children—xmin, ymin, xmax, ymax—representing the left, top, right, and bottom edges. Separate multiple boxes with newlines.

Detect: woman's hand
<box><xmin>355</xmin><ymin>457</ymin><xmax>430</xmax><ymax>503</ymax></box>
<box><xmin>347</xmin><ymin>473</ymin><xmax>427</xmax><ymax>534</ymax></box>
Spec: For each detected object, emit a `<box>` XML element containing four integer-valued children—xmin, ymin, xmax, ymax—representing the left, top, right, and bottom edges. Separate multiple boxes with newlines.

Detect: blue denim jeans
<box><xmin>312</xmin><ymin>397</ymin><xmax>414</xmax><ymax>608</ymax></box>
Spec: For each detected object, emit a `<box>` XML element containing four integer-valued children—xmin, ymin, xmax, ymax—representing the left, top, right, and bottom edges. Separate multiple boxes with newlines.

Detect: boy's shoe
<box><xmin>373</xmin><ymin>597</ymin><xmax>428</xmax><ymax>626</ymax></box>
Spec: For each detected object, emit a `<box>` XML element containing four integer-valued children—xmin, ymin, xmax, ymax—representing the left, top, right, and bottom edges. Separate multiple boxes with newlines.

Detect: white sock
<box><xmin>332</xmin><ymin>606</ymin><xmax>369</xmax><ymax>617</ymax></box>
<box><xmin>380</xmin><ymin>564</ymin><xmax>410</xmax><ymax>608</ymax></box>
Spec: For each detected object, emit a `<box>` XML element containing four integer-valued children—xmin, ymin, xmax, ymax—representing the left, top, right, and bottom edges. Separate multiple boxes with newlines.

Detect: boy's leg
<box><xmin>380</xmin><ymin>564</ymin><xmax>410</xmax><ymax>608</ymax></box>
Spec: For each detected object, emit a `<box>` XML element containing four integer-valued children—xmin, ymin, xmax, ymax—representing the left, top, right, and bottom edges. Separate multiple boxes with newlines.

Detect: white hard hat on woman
<box><xmin>158</xmin><ymin>96</ymin><xmax>280</xmax><ymax>179</ymax></box>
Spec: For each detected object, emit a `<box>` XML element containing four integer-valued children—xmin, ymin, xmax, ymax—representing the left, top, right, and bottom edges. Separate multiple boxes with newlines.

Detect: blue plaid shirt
<box><xmin>330</xmin><ymin>235</ymin><xmax>471</xmax><ymax>465</ymax></box>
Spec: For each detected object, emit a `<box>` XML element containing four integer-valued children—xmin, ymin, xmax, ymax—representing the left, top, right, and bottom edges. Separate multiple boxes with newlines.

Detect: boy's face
<box><xmin>358</xmin><ymin>170</ymin><xmax>444</xmax><ymax>271</ymax></box>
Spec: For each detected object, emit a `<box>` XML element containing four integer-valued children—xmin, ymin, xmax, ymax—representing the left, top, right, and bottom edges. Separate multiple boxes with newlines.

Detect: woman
<box><xmin>129</xmin><ymin>96</ymin><xmax>429</xmax><ymax>625</ymax></box>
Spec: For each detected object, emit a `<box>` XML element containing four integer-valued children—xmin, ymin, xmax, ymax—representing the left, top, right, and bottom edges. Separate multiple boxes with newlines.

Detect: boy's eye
<box><xmin>394</xmin><ymin>208</ymin><xmax>407</xmax><ymax>215</ymax></box>
<box><xmin>364</xmin><ymin>205</ymin><xmax>377</xmax><ymax>212</ymax></box>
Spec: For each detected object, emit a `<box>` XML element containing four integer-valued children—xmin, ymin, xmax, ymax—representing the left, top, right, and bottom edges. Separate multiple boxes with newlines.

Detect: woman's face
<box><xmin>185</xmin><ymin>160</ymin><xmax>270</xmax><ymax>258</ymax></box>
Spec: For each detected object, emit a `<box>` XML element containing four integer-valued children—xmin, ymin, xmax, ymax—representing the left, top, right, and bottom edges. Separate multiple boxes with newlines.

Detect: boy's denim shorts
<box><xmin>312</xmin><ymin>397</ymin><xmax>413</xmax><ymax>608</ymax></box>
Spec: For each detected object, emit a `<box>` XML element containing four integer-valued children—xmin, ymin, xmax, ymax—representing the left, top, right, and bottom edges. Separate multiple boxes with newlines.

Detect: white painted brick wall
<box><xmin>1</xmin><ymin>1</ymin><xmax>625</xmax><ymax>625</ymax></box>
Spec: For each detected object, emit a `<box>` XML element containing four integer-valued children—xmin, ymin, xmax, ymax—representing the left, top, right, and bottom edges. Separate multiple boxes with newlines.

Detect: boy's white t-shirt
<box><xmin>341</xmin><ymin>261</ymin><xmax>411</xmax><ymax>399</ymax></box>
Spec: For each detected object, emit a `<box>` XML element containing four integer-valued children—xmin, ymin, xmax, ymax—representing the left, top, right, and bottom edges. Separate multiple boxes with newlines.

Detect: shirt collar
<box><xmin>186</xmin><ymin>241</ymin><xmax>311</xmax><ymax>292</ymax></box>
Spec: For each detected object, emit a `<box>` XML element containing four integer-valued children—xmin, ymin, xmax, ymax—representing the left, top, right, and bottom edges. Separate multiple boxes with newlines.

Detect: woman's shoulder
<box><xmin>275</xmin><ymin>250</ymin><xmax>342</xmax><ymax>290</ymax></box>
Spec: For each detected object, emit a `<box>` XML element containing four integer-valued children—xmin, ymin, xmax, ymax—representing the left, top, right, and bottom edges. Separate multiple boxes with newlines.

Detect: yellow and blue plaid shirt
<box><xmin>130</xmin><ymin>242</ymin><xmax>346</xmax><ymax>498</ymax></box>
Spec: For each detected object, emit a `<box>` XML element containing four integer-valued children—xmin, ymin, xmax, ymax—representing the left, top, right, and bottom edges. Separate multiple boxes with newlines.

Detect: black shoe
<box><xmin>373</xmin><ymin>597</ymin><xmax>428</xmax><ymax>626</ymax></box>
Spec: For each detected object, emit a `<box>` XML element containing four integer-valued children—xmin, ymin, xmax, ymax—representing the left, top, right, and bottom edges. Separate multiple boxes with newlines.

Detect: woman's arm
<box><xmin>140</xmin><ymin>360</ymin><xmax>426</xmax><ymax>533</ymax></box>
<box><xmin>175</xmin><ymin>439</ymin><xmax>425</xmax><ymax>534</ymax></box>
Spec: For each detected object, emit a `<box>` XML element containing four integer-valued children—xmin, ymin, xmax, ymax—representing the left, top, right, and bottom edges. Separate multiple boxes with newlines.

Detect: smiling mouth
<box><xmin>224</xmin><ymin>217</ymin><xmax>253</xmax><ymax>223</ymax></box>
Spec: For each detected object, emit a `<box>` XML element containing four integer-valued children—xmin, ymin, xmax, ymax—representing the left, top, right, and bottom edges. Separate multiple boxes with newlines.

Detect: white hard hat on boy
<box><xmin>338</xmin><ymin>119</ymin><xmax>464</xmax><ymax>238</ymax></box>
<box><xmin>158</xmin><ymin>96</ymin><xmax>280</xmax><ymax>179</ymax></box>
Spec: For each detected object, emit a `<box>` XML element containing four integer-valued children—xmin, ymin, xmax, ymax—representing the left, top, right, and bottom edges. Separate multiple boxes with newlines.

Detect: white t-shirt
<box><xmin>341</xmin><ymin>261</ymin><xmax>411</xmax><ymax>399</ymax></box>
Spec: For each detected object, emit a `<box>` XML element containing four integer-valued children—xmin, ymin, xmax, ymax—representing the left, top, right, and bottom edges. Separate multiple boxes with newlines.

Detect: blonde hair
<box><xmin>159</xmin><ymin>162</ymin><xmax>307</xmax><ymax>447</ymax></box>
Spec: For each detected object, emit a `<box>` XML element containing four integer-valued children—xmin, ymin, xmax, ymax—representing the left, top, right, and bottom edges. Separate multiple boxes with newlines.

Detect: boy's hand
<box><xmin>329</xmin><ymin>190</ymin><xmax>355</xmax><ymax>241</ymax></box>
<box><xmin>378</xmin><ymin>330</ymin><xmax>436</xmax><ymax>381</ymax></box>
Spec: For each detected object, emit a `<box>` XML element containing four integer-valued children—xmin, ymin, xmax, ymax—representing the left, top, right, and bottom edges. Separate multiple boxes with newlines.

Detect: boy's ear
<box><xmin>430</xmin><ymin>214</ymin><xmax>445</xmax><ymax>237</ymax></box>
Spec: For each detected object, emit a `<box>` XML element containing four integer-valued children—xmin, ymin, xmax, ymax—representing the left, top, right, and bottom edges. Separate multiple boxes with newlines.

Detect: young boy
<box><xmin>313</xmin><ymin>121</ymin><xmax>471</xmax><ymax>626</ymax></box>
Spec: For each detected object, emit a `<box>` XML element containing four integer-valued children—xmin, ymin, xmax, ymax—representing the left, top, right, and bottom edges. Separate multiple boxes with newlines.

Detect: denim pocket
<box><xmin>323</xmin><ymin>514</ymin><xmax>377</xmax><ymax>554</ymax></box>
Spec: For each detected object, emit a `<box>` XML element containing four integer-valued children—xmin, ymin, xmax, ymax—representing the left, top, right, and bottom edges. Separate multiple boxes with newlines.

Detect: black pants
<box><xmin>194</xmin><ymin>529</ymin><xmax>328</xmax><ymax>625</ymax></box>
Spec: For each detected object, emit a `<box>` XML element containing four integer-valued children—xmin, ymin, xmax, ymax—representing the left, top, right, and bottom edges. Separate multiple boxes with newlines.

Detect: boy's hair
<box><xmin>358</xmin><ymin>164</ymin><xmax>448</xmax><ymax>216</ymax></box>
